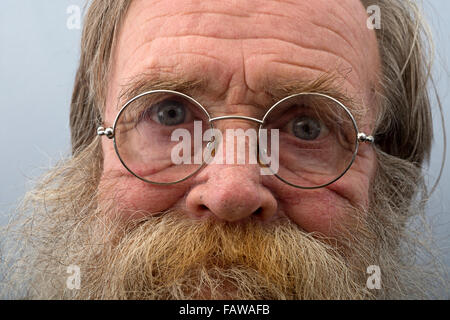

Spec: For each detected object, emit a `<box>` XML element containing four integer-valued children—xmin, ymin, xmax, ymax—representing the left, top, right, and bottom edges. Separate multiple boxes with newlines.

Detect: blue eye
<box><xmin>154</xmin><ymin>100</ymin><xmax>186</xmax><ymax>126</ymax></box>
<box><xmin>292</xmin><ymin>116</ymin><xmax>323</xmax><ymax>140</ymax></box>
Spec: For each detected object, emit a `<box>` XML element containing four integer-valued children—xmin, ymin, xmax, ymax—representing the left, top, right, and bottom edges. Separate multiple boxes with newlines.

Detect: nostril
<box><xmin>186</xmin><ymin>182</ymin><xmax>277</xmax><ymax>222</ymax></box>
<box><xmin>253</xmin><ymin>207</ymin><xmax>263</xmax><ymax>216</ymax></box>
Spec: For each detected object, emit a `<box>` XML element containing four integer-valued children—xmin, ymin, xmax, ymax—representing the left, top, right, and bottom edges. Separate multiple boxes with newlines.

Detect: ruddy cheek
<box><xmin>283</xmin><ymin>193</ymin><xmax>348</xmax><ymax>236</ymax></box>
<box><xmin>98</xmin><ymin>170</ymin><xmax>190</xmax><ymax>221</ymax></box>
<box><xmin>264</xmin><ymin>177</ymin><xmax>359</xmax><ymax>236</ymax></box>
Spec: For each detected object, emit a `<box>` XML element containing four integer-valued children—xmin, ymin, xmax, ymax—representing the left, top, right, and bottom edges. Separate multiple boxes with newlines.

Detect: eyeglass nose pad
<box><xmin>207</xmin><ymin>140</ymin><xmax>215</xmax><ymax>154</ymax></box>
<box><xmin>203</xmin><ymin>139</ymin><xmax>216</xmax><ymax>163</ymax></box>
<box><xmin>257</xmin><ymin>148</ymin><xmax>270</xmax><ymax>169</ymax></box>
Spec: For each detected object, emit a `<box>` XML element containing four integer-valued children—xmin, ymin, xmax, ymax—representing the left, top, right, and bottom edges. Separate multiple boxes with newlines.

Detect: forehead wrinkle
<box><xmin>309</xmin><ymin>20</ymin><xmax>356</xmax><ymax>56</ymax></box>
<box><xmin>135</xmin><ymin>0</ymin><xmax>299</xmax><ymax>21</ymax></box>
<box><xmin>144</xmin><ymin>9</ymin><xmax>294</xmax><ymax>27</ymax></box>
<box><xmin>333</xmin><ymin>1</ymin><xmax>367</xmax><ymax>37</ymax></box>
<box><xmin>137</xmin><ymin>0</ymin><xmax>344</xmax><ymax>31</ymax></box>
<box><xmin>151</xmin><ymin>34</ymin><xmax>358</xmax><ymax>81</ymax></box>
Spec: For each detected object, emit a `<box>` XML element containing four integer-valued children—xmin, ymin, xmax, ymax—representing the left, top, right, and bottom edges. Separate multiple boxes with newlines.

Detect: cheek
<box><xmin>276</xmin><ymin>187</ymin><xmax>353</xmax><ymax>236</ymax></box>
<box><xmin>267</xmin><ymin>156</ymin><xmax>374</xmax><ymax>236</ymax></box>
<box><xmin>99</xmin><ymin>153</ymin><xmax>190</xmax><ymax>221</ymax></box>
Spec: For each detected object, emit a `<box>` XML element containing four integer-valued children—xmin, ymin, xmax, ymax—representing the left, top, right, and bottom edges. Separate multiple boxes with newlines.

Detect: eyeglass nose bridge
<box><xmin>204</xmin><ymin>115</ymin><xmax>265</xmax><ymax>163</ymax></box>
<box><xmin>206</xmin><ymin>116</ymin><xmax>266</xmax><ymax>152</ymax></box>
<box><xmin>208</xmin><ymin>115</ymin><xmax>264</xmax><ymax>125</ymax></box>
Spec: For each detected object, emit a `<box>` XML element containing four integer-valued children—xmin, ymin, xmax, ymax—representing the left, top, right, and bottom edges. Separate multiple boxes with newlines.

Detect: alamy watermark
<box><xmin>367</xmin><ymin>5</ymin><xmax>381</xmax><ymax>30</ymax></box>
<box><xmin>66</xmin><ymin>265</ymin><xmax>81</xmax><ymax>290</ymax></box>
<box><xmin>366</xmin><ymin>265</ymin><xmax>382</xmax><ymax>290</ymax></box>
<box><xmin>170</xmin><ymin>121</ymin><xmax>280</xmax><ymax>175</ymax></box>
<box><xmin>66</xmin><ymin>5</ymin><xmax>81</xmax><ymax>30</ymax></box>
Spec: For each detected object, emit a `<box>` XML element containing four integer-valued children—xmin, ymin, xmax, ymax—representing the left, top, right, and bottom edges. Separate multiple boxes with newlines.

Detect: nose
<box><xmin>185</xmin><ymin>165</ymin><xmax>277</xmax><ymax>222</ymax></box>
<box><xmin>185</xmin><ymin>119</ymin><xmax>278</xmax><ymax>222</ymax></box>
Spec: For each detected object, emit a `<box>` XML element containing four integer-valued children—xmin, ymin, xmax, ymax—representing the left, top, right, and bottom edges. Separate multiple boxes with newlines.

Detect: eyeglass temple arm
<box><xmin>97</xmin><ymin>126</ymin><xmax>114</xmax><ymax>139</ymax></box>
<box><xmin>358</xmin><ymin>133</ymin><xmax>374</xmax><ymax>144</ymax></box>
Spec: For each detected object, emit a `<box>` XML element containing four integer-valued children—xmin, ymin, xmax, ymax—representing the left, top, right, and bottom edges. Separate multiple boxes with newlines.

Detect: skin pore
<box><xmin>100</xmin><ymin>0</ymin><xmax>381</xmax><ymax>236</ymax></box>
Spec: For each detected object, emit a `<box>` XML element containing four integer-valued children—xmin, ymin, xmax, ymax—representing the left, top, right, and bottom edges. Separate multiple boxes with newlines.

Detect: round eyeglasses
<box><xmin>97</xmin><ymin>90</ymin><xmax>374</xmax><ymax>189</ymax></box>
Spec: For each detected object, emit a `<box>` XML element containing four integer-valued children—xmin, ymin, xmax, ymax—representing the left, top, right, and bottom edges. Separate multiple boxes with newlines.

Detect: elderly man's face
<box><xmin>81</xmin><ymin>0</ymin><xmax>389</xmax><ymax>300</ymax></box>
<box><xmin>7</xmin><ymin>0</ymin><xmax>441</xmax><ymax>301</ymax></box>
<box><xmin>101</xmin><ymin>0</ymin><xmax>379</xmax><ymax>236</ymax></box>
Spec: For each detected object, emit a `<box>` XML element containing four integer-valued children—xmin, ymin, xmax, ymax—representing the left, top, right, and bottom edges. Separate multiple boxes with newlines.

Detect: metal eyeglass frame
<box><xmin>97</xmin><ymin>89</ymin><xmax>375</xmax><ymax>189</ymax></box>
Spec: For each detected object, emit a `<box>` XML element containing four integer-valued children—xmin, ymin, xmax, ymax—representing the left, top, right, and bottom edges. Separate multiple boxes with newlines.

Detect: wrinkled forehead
<box><xmin>118</xmin><ymin>0</ymin><xmax>374</xmax><ymax>44</ymax></box>
<box><xmin>109</xmin><ymin>0</ymin><xmax>380</xmax><ymax>125</ymax></box>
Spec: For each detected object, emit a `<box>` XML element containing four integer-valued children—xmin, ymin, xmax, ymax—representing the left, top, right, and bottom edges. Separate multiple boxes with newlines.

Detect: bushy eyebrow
<box><xmin>265</xmin><ymin>73</ymin><xmax>363</xmax><ymax>117</ymax></box>
<box><xmin>118</xmin><ymin>73</ymin><xmax>207</xmax><ymax>110</ymax></box>
<box><xmin>118</xmin><ymin>72</ymin><xmax>363</xmax><ymax>119</ymax></box>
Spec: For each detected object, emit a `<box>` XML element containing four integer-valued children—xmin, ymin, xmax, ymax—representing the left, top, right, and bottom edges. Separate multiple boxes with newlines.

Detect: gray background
<box><xmin>0</xmin><ymin>1</ymin><xmax>449</xmax><ymax>295</ymax></box>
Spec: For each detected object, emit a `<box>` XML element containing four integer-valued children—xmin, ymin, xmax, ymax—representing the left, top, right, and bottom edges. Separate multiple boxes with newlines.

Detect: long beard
<box><xmin>65</xmin><ymin>208</ymin><xmax>377</xmax><ymax>300</ymax></box>
<box><xmin>1</xmin><ymin>143</ymin><xmax>446</xmax><ymax>299</ymax></box>
<box><xmin>9</xmin><ymin>196</ymin><xmax>382</xmax><ymax>300</ymax></box>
